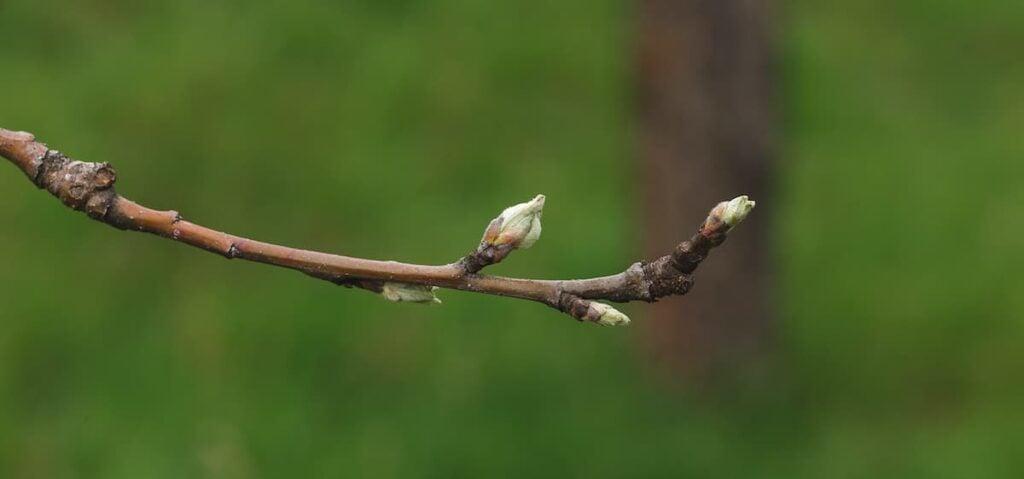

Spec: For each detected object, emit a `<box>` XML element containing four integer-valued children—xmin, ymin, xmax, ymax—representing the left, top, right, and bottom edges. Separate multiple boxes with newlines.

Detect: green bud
<box><xmin>591</xmin><ymin>302</ymin><xmax>630</xmax><ymax>326</ymax></box>
<box><xmin>713</xmin><ymin>195</ymin><xmax>756</xmax><ymax>229</ymax></box>
<box><xmin>381</xmin><ymin>282</ymin><xmax>441</xmax><ymax>304</ymax></box>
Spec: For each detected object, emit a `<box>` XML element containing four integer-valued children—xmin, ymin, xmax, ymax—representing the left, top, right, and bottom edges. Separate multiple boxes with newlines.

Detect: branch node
<box><xmin>458</xmin><ymin>243</ymin><xmax>512</xmax><ymax>274</ymax></box>
<box><xmin>641</xmin><ymin>256</ymin><xmax>694</xmax><ymax>299</ymax></box>
<box><xmin>34</xmin><ymin>150</ymin><xmax>119</xmax><ymax>220</ymax></box>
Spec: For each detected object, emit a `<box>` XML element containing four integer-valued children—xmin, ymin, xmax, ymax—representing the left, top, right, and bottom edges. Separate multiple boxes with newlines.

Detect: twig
<box><xmin>0</xmin><ymin>127</ymin><xmax>755</xmax><ymax>326</ymax></box>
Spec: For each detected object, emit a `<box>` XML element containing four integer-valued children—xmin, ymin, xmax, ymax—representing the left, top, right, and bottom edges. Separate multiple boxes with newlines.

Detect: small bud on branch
<box><xmin>482</xmin><ymin>194</ymin><xmax>545</xmax><ymax>250</ymax></box>
<box><xmin>459</xmin><ymin>194</ymin><xmax>545</xmax><ymax>273</ymax></box>
<box><xmin>706</xmin><ymin>195</ymin><xmax>756</xmax><ymax>231</ymax></box>
<box><xmin>591</xmin><ymin>302</ymin><xmax>631</xmax><ymax>327</ymax></box>
<box><xmin>381</xmin><ymin>282</ymin><xmax>441</xmax><ymax>304</ymax></box>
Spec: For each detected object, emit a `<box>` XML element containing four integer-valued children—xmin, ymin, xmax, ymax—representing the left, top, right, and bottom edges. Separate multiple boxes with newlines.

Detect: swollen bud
<box><xmin>381</xmin><ymin>282</ymin><xmax>442</xmax><ymax>304</ymax></box>
<box><xmin>710</xmin><ymin>195</ymin><xmax>756</xmax><ymax>230</ymax></box>
<box><xmin>590</xmin><ymin>302</ymin><xmax>630</xmax><ymax>327</ymax></box>
<box><xmin>482</xmin><ymin>194</ymin><xmax>545</xmax><ymax>250</ymax></box>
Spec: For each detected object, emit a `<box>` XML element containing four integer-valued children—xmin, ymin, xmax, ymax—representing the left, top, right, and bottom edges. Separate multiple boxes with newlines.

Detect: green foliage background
<box><xmin>0</xmin><ymin>0</ymin><xmax>1021</xmax><ymax>476</ymax></box>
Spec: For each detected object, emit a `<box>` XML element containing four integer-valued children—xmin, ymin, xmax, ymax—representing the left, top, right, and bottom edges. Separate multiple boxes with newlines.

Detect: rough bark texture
<box><xmin>1</xmin><ymin>127</ymin><xmax>754</xmax><ymax>326</ymax></box>
<box><xmin>638</xmin><ymin>0</ymin><xmax>776</xmax><ymax>370</ymax></box>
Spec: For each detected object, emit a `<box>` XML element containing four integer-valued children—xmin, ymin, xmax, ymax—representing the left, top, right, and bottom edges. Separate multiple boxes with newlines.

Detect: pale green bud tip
<box><xmin>591</xmin><ymin>302</ymin><xmax>631</xmax><ymax>327</ymax></box>
<box><xmin>719</xmin><ymin>195</ymin><xmax>756</xmax><ymax>227</ymax></box>
<box><xmin>381</xmin><ymin>282</ymin><xmax>442</xmax><ymax>304</ymax></box>
<box><xmin>484</xmin><ymin>194</ymin><xmax>545</xmax><ymax>249</ymax></box>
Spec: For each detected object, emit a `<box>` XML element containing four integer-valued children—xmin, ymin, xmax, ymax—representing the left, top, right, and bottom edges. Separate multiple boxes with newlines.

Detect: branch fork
<box><xmin>0</xmin><ymin>127</ymin><xmax>755</xmax><ymax>326</ymax></box>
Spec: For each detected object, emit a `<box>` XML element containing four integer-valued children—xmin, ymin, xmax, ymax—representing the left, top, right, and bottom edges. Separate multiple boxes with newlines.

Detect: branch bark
<box><xmin>0</xmin><ymin>127</ymin><xmax>753</xmax><ymax>326</ymax></box>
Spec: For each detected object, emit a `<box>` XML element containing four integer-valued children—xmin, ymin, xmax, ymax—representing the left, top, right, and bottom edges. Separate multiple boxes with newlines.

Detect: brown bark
<box><xmin>1</xmin><ymin>127</ymin><xmax>754</xmax><ymax>326</ymax></box>
<box><xmin>638</xmin><ymin>0</ymin><xmax>776</xmax><ymax>372</ymax></box>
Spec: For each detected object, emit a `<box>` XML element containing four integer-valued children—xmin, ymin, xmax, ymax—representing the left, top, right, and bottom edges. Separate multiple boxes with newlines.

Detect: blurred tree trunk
<box><xmin>637</xmin><ymin>0</ymin><xmax>776</xmax><ymax>380</ymax></box>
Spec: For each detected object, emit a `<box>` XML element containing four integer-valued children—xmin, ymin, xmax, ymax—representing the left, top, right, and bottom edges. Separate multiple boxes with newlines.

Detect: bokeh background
<box><xmin>1</xmin><ymin>0</ymin><xmax>1022</xmax><ymax>477</ymax></box>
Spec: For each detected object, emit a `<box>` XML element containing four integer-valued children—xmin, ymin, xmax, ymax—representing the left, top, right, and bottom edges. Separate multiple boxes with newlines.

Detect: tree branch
<box><xmin>0</xmin><ymin>127</ymin><xmax>755</xmax><ymax>326</ymax></box>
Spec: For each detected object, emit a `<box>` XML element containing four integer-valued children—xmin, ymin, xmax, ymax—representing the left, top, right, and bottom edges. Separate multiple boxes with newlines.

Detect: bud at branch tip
<box><xmin>482</xmin><ymin>194</ymin><xmax>545</xmax><ymax>250</ymax></box>
<box><xmin>591</xmin><ymin>302</ymin><xmax>630</xmax><ymax>327</ymax></box>
<box><xmin>711</xmin><ymin>195</ymin><xmax>756</xmax><ymax>230</ymax></box>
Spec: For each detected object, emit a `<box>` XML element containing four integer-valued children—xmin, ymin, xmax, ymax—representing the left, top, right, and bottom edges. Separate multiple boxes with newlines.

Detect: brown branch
<box><xmin>0</xmin><ymin>127</ymin><xmax>755</xmax><ymax>326</ymax></box>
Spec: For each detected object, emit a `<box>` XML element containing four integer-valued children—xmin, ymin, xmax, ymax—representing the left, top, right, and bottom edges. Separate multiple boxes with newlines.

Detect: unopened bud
<box><xmin>710</xmin><ymin>195</ymin><xmax>756</xmax><ymax>230</ymax></box>
<box><xmin>590</xmin><ymin>302</ymin><xmax>630</xmax><ymax>327</ymax></box>
<box><xmin>381</xmin><ymin>282</ymin><xmax>441</xmax><ymax>304</ymax></box>
<box><xmin>482</xmin><ymin>194</ymin><xmax>545</xmax><ymax>250</ymax></box>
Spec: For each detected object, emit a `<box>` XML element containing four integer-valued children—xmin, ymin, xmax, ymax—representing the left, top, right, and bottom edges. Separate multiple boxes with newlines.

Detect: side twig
<box><xmin>0</xmin><ymin>127</ymin><xmax>755</xmax><ymax>326</ymax></box>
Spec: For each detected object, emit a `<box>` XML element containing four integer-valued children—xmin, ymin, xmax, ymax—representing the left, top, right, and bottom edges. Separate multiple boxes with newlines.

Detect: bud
<box><xmin>381</xmin><ymin>282</ymin><xmax>442</xmax><ymax>304</ymax></box>
<box><xmin>590</xmin><ymin>302</ymin><xmax>630</xmax><ymax>327</ymax></box>
<box><xmin>710</xmin><ymin>195</ymin><xmax>756</xmax><ymax>230</ymax></box>
<box><xmin>482</xmin><ymin>194</ymin><xmax>545</xmax><ymax>250</ymax></box>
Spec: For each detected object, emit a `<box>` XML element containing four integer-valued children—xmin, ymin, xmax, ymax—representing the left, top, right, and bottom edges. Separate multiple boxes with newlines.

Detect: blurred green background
<box><xmin>1</xmin><ymin>0</ymin><xmax>1022</xmax><ymax>477</ymax></box>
